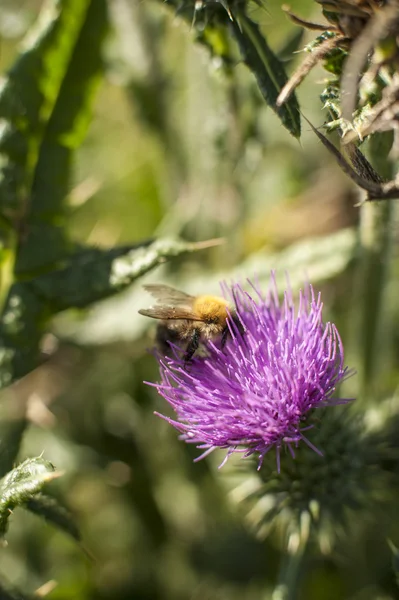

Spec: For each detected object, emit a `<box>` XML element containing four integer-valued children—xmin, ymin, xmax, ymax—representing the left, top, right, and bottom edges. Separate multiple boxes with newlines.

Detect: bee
<box><xmin>139</xmin><ymin>284</ymin><xmax>243</xmax><ymax>362</ymax></box>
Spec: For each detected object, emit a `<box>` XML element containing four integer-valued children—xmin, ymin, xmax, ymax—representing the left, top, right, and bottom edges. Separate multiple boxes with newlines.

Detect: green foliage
<box><xmin>0</xmin><ymin>1</ymin><xmax>217</xmax><ymax>389</ymax></box>
<box><xmin>0</xmin><ymin>0</ymin><xmax>219</xmax><ymax>582</ymax></box>
<box><xmin>0</xmin><ymin>457</ymin><xmax>58</xmax><ymax>537</ymax></box>
<box><xmin>0</xmin><ymin>0</ymin><xmax>105</xmax><ymax>259</ymax></box>
<box><xmin>24</xmin><ymin>494</ymin><xmax>81</xmax><ymax>543</ymax></box>
<box><xmin>0</xmin><ymin>453</ymin><xmax>79</xmax><ymax>549</ymax></box>
<box><xmin>0</xmin><ymin>0</ymin><xmax>109</xmax><ymax>385</ymax></box>
<box><xmin>160</xmin><ymin>0</ymin><xmax>300</xmax><ymax>137</ymax></box>
<box><xmin>0</xmin><ymin>237</ymin><xmax>217</xmax><ymax>386</ymax></box>
<box><xmin>28</xmin><ymin>238</ymin><xmax>219</xmax><ymax>310</ymax></box>
<box><xmin>229</xmin><ymin>11</ymin><xmax>300</xmax><ymax>138</ymax></box>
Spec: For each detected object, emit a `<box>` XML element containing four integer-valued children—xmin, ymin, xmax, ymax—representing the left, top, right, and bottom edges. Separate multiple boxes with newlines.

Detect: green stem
<box><xmin>271</xmin><ymin>527</ymin><xmax>309</xmax><ymax>600</ymax></box>
<box><xmin>354</xmin><ymin>133</ymin><xmax>396</xmax><ymax>402</ymax></box>
<box><xmin>357</xmin><ymin>202</ymin><xmax>393</xmax><ymax>396</ymax></box>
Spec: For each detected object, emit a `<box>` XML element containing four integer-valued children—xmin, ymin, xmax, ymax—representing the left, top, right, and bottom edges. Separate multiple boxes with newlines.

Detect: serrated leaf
<box><xmin>0</xmin><ymin>238</ymin><xmax>221</xmax><ymax>385</ymax></box>
<box><xmin>0</xmin><ymin>457</ymin><xmax>58</xmax><ymax>536</ymax></box>
<box><xmin>16</xmin><ymin>0</ymin><xmax>109</xmax><ymax>273</ymax></box>
<box><xmin>155</xmin><ymin>0</ymin><xmax>301</xmax><ymax>135</ymax></box>
<box><xmin>0</xmin><ymin>1</ymin><xmax>95</xmax><ymax>310</ymax></box>
<box><xmin>28</xmin><ymin>237</ymin><xmax>223</xmax><ymax>310</ymax></box>
<box><xmin>25</xmin><ymin>494</ymin><xmax>81</xmax><ymax>542</ymax></box>
<box><xmin>0</xmin><ymin>0</ymin><xmax>93</xmax><ymax>233</ymax></box>
<box><xmin>0</xmin><ymin>282</ymin><xmax>49</xmax><ymax>389</ymax></box>
<box><xmin>0</xmin><ymin>0</ymin><xmax>109</xmax><ymax>388</ymax></box>
<box><xmin>0</xmin><ymin>457</ymin><xmax>56</xmax><ymax>491</ymax></box>
<box><xmin>230</xmin><ymin>11</ymin><xmax>301</xmax><ymax>138</ymax></box>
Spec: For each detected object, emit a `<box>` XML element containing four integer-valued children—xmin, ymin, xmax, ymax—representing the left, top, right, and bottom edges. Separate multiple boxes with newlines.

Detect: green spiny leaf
<box><xmin>0</xmin><ymin>0</ymin><xmax>92</xmax><ymax>221</ymax></box>
<box><xmin>16</xmin><ymin>0</ymin><xmax>109</xmax><ymax>273</ymax></box>
<box><xmin>0</xmin><ymin>457</ymin><xmax>59</xmax><ymax>537</ymax></box>
<box><xmin>230</xmin><ymin>11</ymin><xmax>301</xmax><ymax>138</ymax></box>
<box><xmin>155</xmin><ymin>0</ymin><xmax>301</xmax><ymax>136</ymax></box>
<box><xmin>0</xmin><ymin>238</ymin><xmax>221</xmax><ymax>385</ymax></box>
<box><xmin>0</xmin><ymin>457</ymin><xmax>56</xmax><ymax>489</ymax></box>
<box><xmin>25</xmin><ymin>494</ymin><xmax>81</xmax><ymax>542</ymax></box>
<box><xmin>0</xmin><ymin>0</ymin><xmax>109</xmax><ymax>387</ymax></box>
<box><xmin>29</xmin><ymin>237</ymin><xmax>223</xmax><ymax>310</ymax></box>
<box><xmin>0</xmin><ymin>283</ymin><xmax>50</xmax><ymax>388</ymax></box>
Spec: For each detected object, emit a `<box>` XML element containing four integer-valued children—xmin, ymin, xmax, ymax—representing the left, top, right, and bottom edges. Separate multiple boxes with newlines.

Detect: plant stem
<box><xmin>271</xmin><ymin>526</ymin><xmax>309</xmax><ymax>600</ymax></box>
<box><xmin>354</xmin><ymin>132</ymin><xmax>396</xmax><ymax>402</ymax></box>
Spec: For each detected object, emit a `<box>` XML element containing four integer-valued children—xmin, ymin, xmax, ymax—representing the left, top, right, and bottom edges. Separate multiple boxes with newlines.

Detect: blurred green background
<box><xmin>0</xmin><ymin>0</ymin><xmax>389</xmax><ymax>598</ymax></box>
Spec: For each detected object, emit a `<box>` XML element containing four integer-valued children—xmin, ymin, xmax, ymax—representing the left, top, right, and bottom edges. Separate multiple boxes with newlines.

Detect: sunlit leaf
<box><xmin>0</xmin><ymin>237</ymin><xmax>222</xmax><ymax>386</ymax></box>
<box><xmin>17</xmin><ymin>0</ymin><xmax>109</xmax><ymax>273</ymax></box>
<box><xmin>29</xmin><ymin>238</ymin><xmax>223</xmax><ymax>310</ymax></box>
<box><xmin>0</xmin><ymin>457</ymin><xmax>59</xmax><ymax>537</ymax></box>
<box><xmin>230</xmin><ymin>11</ymin><xmax>301</xmax><ymax>138</ymax></box>
<box><xmin>0</xmin><ymin>0</ymin><xmax>108</xmax><ymax>387</ymax></box>
<box><xmin>0</xmin><ymin>0</ymin><xmax>103</xmax><ymax>264</ymax></box>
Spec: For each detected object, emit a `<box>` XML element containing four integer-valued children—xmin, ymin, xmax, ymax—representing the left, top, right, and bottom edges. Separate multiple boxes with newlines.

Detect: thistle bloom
<box><xmin>150</xmin><ymin>276</ymin><xmax>352</xmax><ymax>471</ymax></box>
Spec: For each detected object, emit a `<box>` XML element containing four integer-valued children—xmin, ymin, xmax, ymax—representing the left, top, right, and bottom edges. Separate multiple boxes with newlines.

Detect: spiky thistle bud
<box><xmin>228</xmin><ymin>405</ymin><xmax>397</xmax><ymax>553</ymax></box>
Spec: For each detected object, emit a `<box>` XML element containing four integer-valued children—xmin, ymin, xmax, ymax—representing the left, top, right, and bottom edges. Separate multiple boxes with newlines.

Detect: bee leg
<box><xmin>221</xmin><ymin>326</ymin><xmax>229</xmax><ymax>349</ymax></box>
<box><xmin>184</xmin><ymin>329</ymin><xmax>201</xmax><ymax>364</ymax></box>
<box><xmin>231</xmin><ymin>314</ymin><xmax>245</xmax><ymax>337</ymax></box>
<box><xmin>221</xmin><ymin>315</ymin><xmax>244</xmax><ymax>350</ymax></box>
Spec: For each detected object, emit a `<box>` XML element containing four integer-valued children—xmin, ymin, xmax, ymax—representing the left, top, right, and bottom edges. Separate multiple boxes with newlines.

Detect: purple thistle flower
<box><xmin>148</xmin><ymin>275</ymin><xmax>353</xmax><ymax>471</ymax></box>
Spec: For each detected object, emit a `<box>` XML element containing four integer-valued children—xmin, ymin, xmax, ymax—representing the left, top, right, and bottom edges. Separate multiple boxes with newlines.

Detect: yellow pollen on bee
<box><xmin>193</xmin><ymin>295</ymin><xmax>229</xmax><ymax>322</ymax></box>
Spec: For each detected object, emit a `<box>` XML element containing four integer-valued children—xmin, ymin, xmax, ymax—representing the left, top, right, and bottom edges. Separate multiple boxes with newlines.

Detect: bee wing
<box><xmin>138</xmin><ymin>307</ymin><xmax>199</xmax><ymax>321</ymax></box>
<box><xmin>143</xmin><ymin>284</ymin><xmax>195</xmax><ymax>307</ymax></box>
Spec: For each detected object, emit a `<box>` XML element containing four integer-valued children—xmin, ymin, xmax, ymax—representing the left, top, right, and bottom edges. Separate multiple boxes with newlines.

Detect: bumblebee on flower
<box><xmin>141</xmin><ymin>274</ymin><xmax>353</xmax><ymax>471</ymax></box>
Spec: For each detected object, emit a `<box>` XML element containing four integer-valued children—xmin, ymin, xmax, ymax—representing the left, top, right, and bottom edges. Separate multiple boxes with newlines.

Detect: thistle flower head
<box><xmin>149</xmin><ymin>275</ymin><xmax>352</xmax><ymax>470</ymax></box>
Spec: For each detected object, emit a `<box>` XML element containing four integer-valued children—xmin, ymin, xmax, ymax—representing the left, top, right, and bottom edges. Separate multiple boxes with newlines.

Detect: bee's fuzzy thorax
<box><xmin>193</xmin><ymin>295</ymin><xmax>229</xmax><ymax>323</ymax></box>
